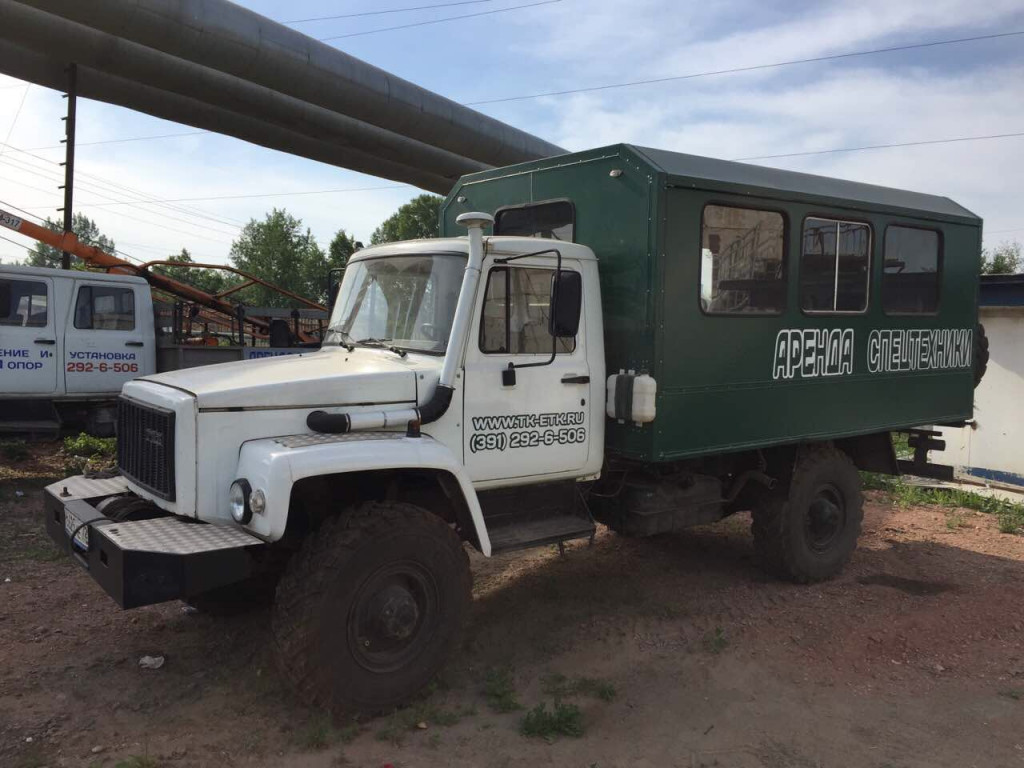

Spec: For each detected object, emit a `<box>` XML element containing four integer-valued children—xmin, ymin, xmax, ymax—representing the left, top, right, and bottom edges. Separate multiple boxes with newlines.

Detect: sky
<box><xmin>0</xmin><ymin>0</ymin><xmax>1023</xmax><ymax>267</ymax></box>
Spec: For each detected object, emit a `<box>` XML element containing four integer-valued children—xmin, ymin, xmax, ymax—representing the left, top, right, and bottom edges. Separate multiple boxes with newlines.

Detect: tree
<box><xmin>26</xmin><ymin>213</ymin><xmax>116</xmax><ymax>269</ymax></box>
<box><xmin>981</xmin><ymin>241</ymin><xmax>1021</xmax><ymax>275</ymax></box>
<box><xmin>153</xmin><ymin>248</ymin><xmax>233</xmax><ymax>295</ymax></box>
<box><xmin>329</xmin><ymin>228</ymin><xmax>357</xmax><ymax>271</ymax></box>
<box><xmin>228</xmin><ymin>209</ymin><xmax>332</xmax><ymax>306</ymax></box>
<box><xmin>370</xmin><ymin>194</ymin><xmax>443</xmax><ymax>245</ymax></box>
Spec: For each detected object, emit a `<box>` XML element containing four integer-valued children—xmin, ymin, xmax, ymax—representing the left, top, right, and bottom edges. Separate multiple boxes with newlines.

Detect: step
<box><xmin>0</xmin><ymin>419</ymin><xmax>62</xmax><ymax>439</ymax></box>
<box><xmin>488</xmin><ymin>514</ymin><xmax>595</xmax><ymax>554</ymax></box>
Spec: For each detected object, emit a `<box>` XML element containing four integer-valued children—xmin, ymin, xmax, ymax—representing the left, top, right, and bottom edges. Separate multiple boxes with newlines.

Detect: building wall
<box><xmin>936</xmin><ymin>307</ymin><xmax>1024</xmax><ymax>488</ymax></box>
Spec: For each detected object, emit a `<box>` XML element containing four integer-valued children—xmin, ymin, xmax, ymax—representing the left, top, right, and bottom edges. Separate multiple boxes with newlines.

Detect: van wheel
<box><xmin>752</xmin><ymin>446</ymin><xmax>863</xmax><ymax>583</ymax></box>
<box><xmin>272</xmin><ymin>502</ymin><xmax>471</xmax><ymax>714</ymax></box>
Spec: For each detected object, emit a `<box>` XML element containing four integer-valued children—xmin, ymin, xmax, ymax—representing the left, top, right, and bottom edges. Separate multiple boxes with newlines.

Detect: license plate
<box><xmin>64</xmin><ymin>507</ymin><xmax>89</xmax><ymax>550</ymax></box>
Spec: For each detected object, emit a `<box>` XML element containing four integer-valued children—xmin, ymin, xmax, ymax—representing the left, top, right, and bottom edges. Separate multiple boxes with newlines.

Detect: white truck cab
<box><xmin>46</xmin><ymin>216</ymin><xmax>606</xmax><ymax>711</ymax></box>
<box><xmin>0</xmin><ymin>265</ymin><xmax>155</xmax><ymax>431</ymax></box>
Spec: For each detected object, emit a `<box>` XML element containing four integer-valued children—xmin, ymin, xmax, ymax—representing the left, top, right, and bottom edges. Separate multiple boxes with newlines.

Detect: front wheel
<box><xmin>272</xmin><ymin>502</ymin><xmax>471</xmax><ymax>714</ymax></box>
<box><xmin>752</xmin><ymin>445</ymin><xmax>864</xmax><ymax>583</ymax></box>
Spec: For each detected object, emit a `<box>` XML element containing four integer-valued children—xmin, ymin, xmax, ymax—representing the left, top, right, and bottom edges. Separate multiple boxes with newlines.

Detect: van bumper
<box><xmin>44</xmin><ymin>475</ymin><xmax>264</xmax><ymax>609</ymax></box>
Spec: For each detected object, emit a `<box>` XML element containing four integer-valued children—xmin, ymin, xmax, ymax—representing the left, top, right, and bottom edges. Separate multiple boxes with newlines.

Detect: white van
<box><xmin>0</xmin><ymin>265</ymin><xmax>155</xmax><ymax>432</ymax></box>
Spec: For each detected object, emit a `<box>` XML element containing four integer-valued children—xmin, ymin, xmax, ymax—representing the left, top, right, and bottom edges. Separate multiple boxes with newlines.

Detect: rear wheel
<box><xmin>752</xmin><ymin>445</ymin><xmax>863</xmax><ymax>583</ymax></box>
<box><xmin>272</xmin><ymin>501</ymin><xmax>471</xmax><ymax>714</ymax></box>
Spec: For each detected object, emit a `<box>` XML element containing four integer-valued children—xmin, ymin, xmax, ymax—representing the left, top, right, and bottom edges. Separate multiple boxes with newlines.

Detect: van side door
<box><xmin>64</xmin><ymin>280</ymin><xmax>151</xmax><ymax>394</ymax></box>
<box><xmin>0</xmin><ymin>273</ymin><xmax>58</xmax><ymax>394</ymax></box>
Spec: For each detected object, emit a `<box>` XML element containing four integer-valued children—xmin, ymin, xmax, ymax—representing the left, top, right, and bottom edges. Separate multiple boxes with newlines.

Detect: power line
<box><xmin>0</xmin><ymin>140</ymin><xmax>246</xmax><ymax>228</ymax></box>
<box><xmin>319</xmin><ymin>0</ymin><xmax>561</xmax><ymax>41</ymax></box>
<box><xmin>734</xmin><ymin>131</ymin><xmax>1024</xmax><ymax>162</ymax></box>
<box><xmin>0</xmin><ymin>197</ymin><xmax>46</xmax><ymax>222</ymax></box>
<box><xmin>0</xmin><ymin>155</ymin><xmax>241</xmax><ymax>237</ymax></box>
<box><xmin>285</xmin><ymin>0</ymin><xmax>493</xmax><ymax>24</ymax></box>
<box><xmin>464</xmin><ymin>29</ymin><xmax>1024</xmax><ymax>105</ymax></box>
<box><xmin>0</xmin><ymin>232</ymin><xmax>33</xmax><ymax>252</ymax></box>
<box><xmin>0</xmin><ymin>85</ymin><xmax>30</xmax><ymax>160</ymax></box>
<box><xmin>71</xmin><ymin>183</ymin><xmax>409</xmax><ymax>206</ymax></box>
<box><xmin>21</xmin><ymin>130</ymin><xmax>208</xmax><ymax>151</ymax></box>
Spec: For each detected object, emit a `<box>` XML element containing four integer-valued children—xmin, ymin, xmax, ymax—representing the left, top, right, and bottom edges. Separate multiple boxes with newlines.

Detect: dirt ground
<box><xmin>2</xmin><ymin>452</ymin><xmax>1023</xmax><ymax>768</ymax></box>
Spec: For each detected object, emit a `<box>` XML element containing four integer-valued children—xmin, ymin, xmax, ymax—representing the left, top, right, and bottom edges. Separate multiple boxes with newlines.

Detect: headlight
<box><xmin>229</xmin><ymin>479</ymin><xmax>252</xmax><ymax>524</ymax></box>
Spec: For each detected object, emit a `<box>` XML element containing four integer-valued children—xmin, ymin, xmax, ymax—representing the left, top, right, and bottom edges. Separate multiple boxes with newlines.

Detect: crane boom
<box><xmin>0</xmin><ymin>207</ymin><xmax>326</xmax><ymax>328</ymax></box>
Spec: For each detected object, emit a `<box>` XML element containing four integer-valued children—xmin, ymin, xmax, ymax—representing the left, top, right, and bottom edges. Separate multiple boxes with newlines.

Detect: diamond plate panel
<box><xmin>274</xmin><ymin>431</ymin><xmax>405</xmax><ymax>449</ymax></box>
<box><xmin>45</xmin><ymin>475</ymin><xmax>131</xmax><ymax>501</ymax></box>
<box><xmin>98</xmin><ymin>517</ymin><xmax>264</xmax><ymax>554</ymax></box>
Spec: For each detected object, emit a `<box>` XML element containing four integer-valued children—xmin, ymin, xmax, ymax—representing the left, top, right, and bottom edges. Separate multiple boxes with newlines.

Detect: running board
<box><xmin>488</xmin><ymin>514</ymin><xmax>595</xmax><ymax>553</ymax></box>
<box><xmin>478</xmin><ymin>479</ymin><xmax>595</xmax><ymax>554</ymax></box>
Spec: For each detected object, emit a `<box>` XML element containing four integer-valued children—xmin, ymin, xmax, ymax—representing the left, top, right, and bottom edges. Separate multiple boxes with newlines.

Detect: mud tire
<box><xmin>752</xmin><ymin>445</ymin><xmax>864</xmax><ymax>583</ymax></box>
<box><xmin>272</xmin><ymin>502</ymin><xmax>471</xmax><ymax>714</ymax></box>
<box><xmin>974</xmin><ymin>322</ymin><xmax>989</xmax><ymax>388</ymax></box>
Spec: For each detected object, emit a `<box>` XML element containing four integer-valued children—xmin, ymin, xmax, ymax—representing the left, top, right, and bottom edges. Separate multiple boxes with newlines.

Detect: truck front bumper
<box><xmin>44</xmin><ymin>475</ymin><xmax>265</xmax><ymax>609</ymax></box>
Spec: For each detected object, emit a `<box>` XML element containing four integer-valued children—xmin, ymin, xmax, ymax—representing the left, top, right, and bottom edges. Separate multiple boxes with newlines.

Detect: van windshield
<box><xmin>325</xmin><ymin>254</ymin><xmax>465</xmax><ymax>355</ymax></box>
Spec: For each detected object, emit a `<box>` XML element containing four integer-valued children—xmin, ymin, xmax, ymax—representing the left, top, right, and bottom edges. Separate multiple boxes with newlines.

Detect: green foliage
<box><xmin>153</xmin><ymin>248</ymin><xmax>232</xmax><ymax>295</ymax></box>
<box><xmin>540</xmin><ymin>673</ymin><xmax>616</xmax><ymax>702</ymax></box>
<box><xmin>229</xmin><ymin>209</ymin><xmax>332</xmax><ymax>306</ymax></box>
<box><xmin>870</xmin><ymin>475</ymin><xmax>1024</xmax><ymax>535</ymax></box>
<box><xmin>520</xmin><ymin>701</ymin><xmax>585</xmax><ymax>739</ymax></box>
<box><xmin>945</xmin><ymin>512</ymin><xmax>967</xmax><ymax>530</ymax></box>
<box><xmin>702</xmin><ymin>626</ymin><xmax>729</xmax><ymax>654</ymax></box>
<box><xmin>370</xmin><ymin>194</ymin><xmax>443</xmax><ymax>244</ymax></box>
<box><xmin>484</xmin><ymin>667</ymin><xmax>522</xmax><ymax>712</ymax></box>
<box><xmin>329</xmin><ymin>228</ymin><xmax>357</xmax><ymax>270</ymax></box>
<box><xmin>25</xmin><ymin>213</ymin><xmax>116</xmax><ymax>269</ymax></box>
<box><xmin>295</xmin><ymin>712</ymin><xmax>339</xmax><ymax>751</ymax></box>
<box><xmin>113</xmin><ymin>757</ymin><xmax>159</xmax><ymax>768</ymax></box>
<box><xmin>0</xmin><ymin>439</ymin><xmax>29</xmax><ymax>462</ymax></box>
<box><xmin>63</xmin><ymin>433</ymin><xmax>115</xmax><ymax>457</ymax></box>
<box><xmin>981</xmin><ymin>241</ymin><xmax>1022</xmax><ymax>275</ymax></box>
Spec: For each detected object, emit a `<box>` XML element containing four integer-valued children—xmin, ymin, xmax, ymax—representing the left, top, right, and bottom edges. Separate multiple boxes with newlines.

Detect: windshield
<box><xmin>326</xmin><ymin>253</ymin><xmax>465</xmax><ymax>354</ymax></box>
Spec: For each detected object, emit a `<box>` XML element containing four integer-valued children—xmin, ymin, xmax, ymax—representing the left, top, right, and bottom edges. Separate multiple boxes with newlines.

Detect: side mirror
<box><xmin>549</xmin><ymin>270</ymin><xmax>582</xmax><ymax>338</ymax></box>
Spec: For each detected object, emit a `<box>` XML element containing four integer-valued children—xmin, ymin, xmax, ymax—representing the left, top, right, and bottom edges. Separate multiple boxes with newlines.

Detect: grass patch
<box><xmin>520</xmin><ymin>701</ymin><xmax>585</xmax><ymax>739</ymax></box>
<box><xmin>702</xmin><ymin>626</ymin><xmax>729</xmax><ymax>654</ymax></box>
<box><xmin>866</xmin><ymin>473</ymin><xmax>1024</xmax><ymax>536</ymax></box>
<box><xmin>295</xmin><ymin>712</ymin><xmax>342</xmax><ymax>751</ymax></box>
<box><xmin>114</xmin><ymin>757</ymin><xmax>160</xmax><ymax>768</ymax></box>
<box><xmin>373</xmin><ymin>698</ymin><xmax>467</xmax><ymax>746</ymax></box>
<box><xmin>998</xmin><ymin>688</ymin><xmax>1023</xmax><ymax>701</ymax></box>
<box><xmin>0</xmin><ymin>439</ymin><xmax>29</xmax><ymax>462</ymax></box>
<box><xmin>484</xmin><ymin>667</ymin><xmax>522</xmax><ymax>713</ymax></box>
<box><xmin>945</xmin><ymin>512</ymin><xmax>968</xmax><ymax>530</ymax></box>
<box><xmin>14</xmin><ymin>543</ymin><xmax>63</xmax><ymax>563</ymax></box>
<box><xmin>540</xmin><ymin>673</ymin><xmax>616</xmax><ymax>702</ymax></box>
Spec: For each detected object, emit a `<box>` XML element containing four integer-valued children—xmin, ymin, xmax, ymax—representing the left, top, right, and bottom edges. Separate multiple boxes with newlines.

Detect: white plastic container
<box><xmin>606</xmin><ymin>371</ymin><xmax>657</xmax><ymax>425</ymax></box>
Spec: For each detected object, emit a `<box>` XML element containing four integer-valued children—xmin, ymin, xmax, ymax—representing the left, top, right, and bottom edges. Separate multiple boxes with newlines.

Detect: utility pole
<box><xmin>58</xmin><ymin>63</ymin><xmax>77</xmax><ymax>270</ymax></box>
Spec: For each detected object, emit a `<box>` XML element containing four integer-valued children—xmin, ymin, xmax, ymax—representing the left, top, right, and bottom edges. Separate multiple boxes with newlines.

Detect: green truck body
<box><xmin>441</xmin><ymin>144</ymin><xmax>981</xmax><ymax>464</ymax></box>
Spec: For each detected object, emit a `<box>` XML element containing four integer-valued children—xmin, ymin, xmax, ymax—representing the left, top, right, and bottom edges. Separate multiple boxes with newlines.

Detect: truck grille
<box><xmin>117</xmin><ymin>396</ymin><xmax>176</xmax><ymax>501</ymax></box>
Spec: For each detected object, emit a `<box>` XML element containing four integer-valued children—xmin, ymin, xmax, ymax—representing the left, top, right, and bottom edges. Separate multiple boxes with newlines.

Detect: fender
<box><xmin>232</xmin><ymin>431</ymin><xmax>491</xmax><ymax>555</ymax></box>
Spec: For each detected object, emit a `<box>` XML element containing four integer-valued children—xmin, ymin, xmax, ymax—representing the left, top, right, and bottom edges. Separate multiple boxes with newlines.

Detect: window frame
<box><xmin>493</xmin><ymin>198</ymin><xmax>577</xmax><ymax>243</ymax></box>
<box><xmin>0</xmin><ymin>277</ymin><xmax>49</xmax><ymax>328</ymax></box>
<box><xmin>477</xmin><ymin>264</ymin><xmax>578</xmax><ymax>356</ymax></box>
<box><xmin>798</xmin><ymin>213</ymin><xmax>873</xmax><ymax>316</ymax></box>
<box><xmin>697</xmin><ymin>201</ymin><xmax>790</xmax><ymax>318</ymax></box>
<box><xmin>881</xmin><ymin>223</ymin><xmax>943</xmax><ymax>317</ymax></box>
<box><xmin>73</xmin><ymin>283</ymin><xmax>137</xmax><ymax>331</ymax></box>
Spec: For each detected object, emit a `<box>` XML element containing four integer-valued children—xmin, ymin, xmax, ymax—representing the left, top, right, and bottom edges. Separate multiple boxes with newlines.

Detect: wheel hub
<box><xmin>805</xmin><ymin>485</ymin><xmax>846</xmax><ymax>552</ymax></box>
<box><xmin>369</xmin><ymin>584</ymin><xmax>420</xmax><ymax>640</ymax></box>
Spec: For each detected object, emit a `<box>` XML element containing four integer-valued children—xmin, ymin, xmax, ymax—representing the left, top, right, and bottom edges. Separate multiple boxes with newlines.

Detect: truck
<box><xmin>0</xmin><ymin>210</ymin><xmax>328</xmax><ymax>435</ymax></box>
<box><xmin>43</xmin><ymin>144</ymin><xmax>985</xmax><ymax>713</ymax></box>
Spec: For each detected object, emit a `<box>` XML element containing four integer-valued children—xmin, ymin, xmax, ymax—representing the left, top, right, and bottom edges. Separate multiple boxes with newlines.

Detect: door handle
<box><xmin>125</xmin><ymin>341</ymin><xmax>144</xmax><ymax>347</ymax></box>
<box><xmin>561</xmin><ymin>374</ymin><xmax>590</xmax><ymax>384</ymax></box>
<box><xmin>34</xmin><ymin>339</ymin><xmax>56</xmax><ymax>345</ymax></box>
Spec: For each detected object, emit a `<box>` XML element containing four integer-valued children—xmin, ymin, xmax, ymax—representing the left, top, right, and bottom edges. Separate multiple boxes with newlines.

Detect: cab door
<box><xmin>64</xmin><ymin>280</ymin><xmax>149</xmax><ymax>394</ymax></box>
<box><xmin>0</xmin><ymin>273</ymin><xmax>58</xmax><ymax>394</ymax></box>
<box><xmin>463</xmin><ymin>256</ymin><xmax>590</xmax><ymax>482</ymax></box>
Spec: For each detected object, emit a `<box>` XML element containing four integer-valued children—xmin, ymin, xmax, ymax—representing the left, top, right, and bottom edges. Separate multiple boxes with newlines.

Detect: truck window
<box><xmin>700</xmin><ymin>205</ymin><xmax>785</xmax><ymax>314</ymax></box>
<box><xmin>74</xmin><ymin>285</ymin><xmax>135</xmax><ymax>331</ymax></box>
<box><xmin>494</xmin><ymin>201</ymin><xmax>574</xmax><ymax>241</ymax></box>
<box><xmin>800</xmin><ymin>217</ymin><xmax>871</xmax><ymax>313</ymax></box>
<box><xmin>0</xmin><ymin>278</ymin><xmax>48</xmax><ymax>327</ymax></box>
<box><xmin>480</xmin><ymin>267</ymin><xmax>576</xmax><ymax>354</ymax></box>
<box><xmin>882</xmin><ymin>227</ymin><xmax>941</xmax><ymax>314</ymax></box>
